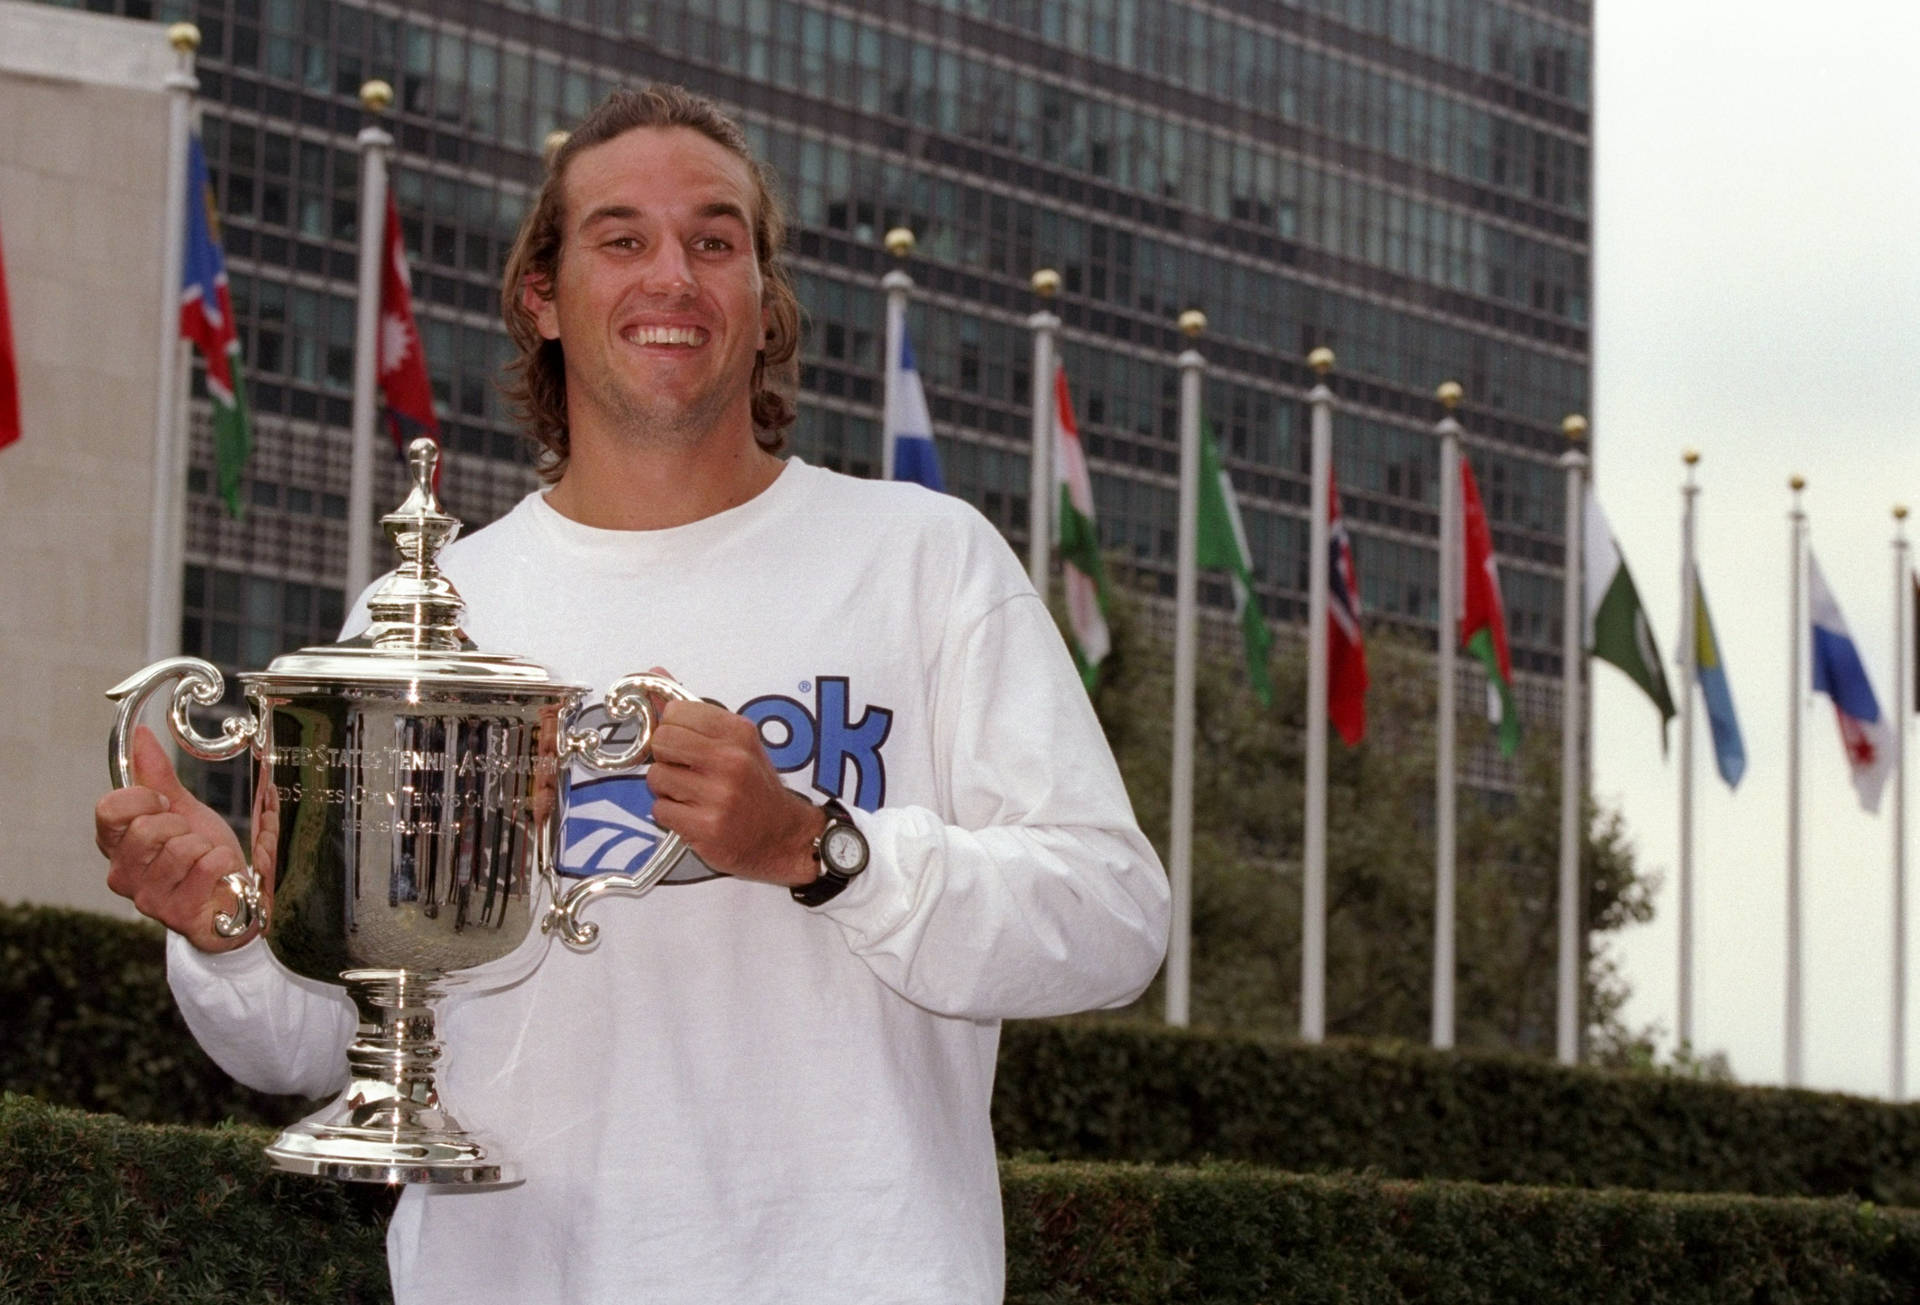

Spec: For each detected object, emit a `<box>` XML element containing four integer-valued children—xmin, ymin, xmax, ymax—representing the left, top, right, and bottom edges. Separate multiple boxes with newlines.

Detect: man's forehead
<box><xmin>561</xmin><ymin>126</ymin><xmax>758</xmax><ymax>229</ymax></box>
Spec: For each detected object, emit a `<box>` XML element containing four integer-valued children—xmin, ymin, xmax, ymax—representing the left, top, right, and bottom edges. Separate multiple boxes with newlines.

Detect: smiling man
<box><xmin>95</xmin><ymin>85</ymin><xmax>1169</xmax><ymax>1304</ymax></box>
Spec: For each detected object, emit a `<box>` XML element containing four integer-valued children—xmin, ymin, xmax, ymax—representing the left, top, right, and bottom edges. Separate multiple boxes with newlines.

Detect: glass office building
<box><xmin>57</xmin><ymin>0</ymin><xmax>1591</xmax><ymax>808</ymax></box>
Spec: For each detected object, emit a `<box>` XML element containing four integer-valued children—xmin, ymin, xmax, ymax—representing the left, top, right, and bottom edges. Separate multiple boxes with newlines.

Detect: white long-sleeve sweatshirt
<box><xmin>168</xmin><ymin>458</ymin><xmax>1170</xmax><ymax>1303</ymax></box>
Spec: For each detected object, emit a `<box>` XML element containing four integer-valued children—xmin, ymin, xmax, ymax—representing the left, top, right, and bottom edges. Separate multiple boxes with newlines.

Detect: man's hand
<box><xmin>644</xmin><ymin>698</ymin><xmax>826</xmax><ymax>887</ymax></box>
<box><xmin>94</xmin><ymin>725</ymin><xmax>257</xmax><ymax>953</ymax></box>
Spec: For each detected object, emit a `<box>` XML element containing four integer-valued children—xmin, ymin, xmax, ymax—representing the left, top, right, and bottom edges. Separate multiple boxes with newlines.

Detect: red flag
<box><xmin>0</xmin><ymin>222</ymin><xmax>20</xmax><ymax>450</ymax></box>
<box><xmin>1459</xmin><ymin>459</ymin><xmax>1519</xmax><ymax>755</ymax></box>
<box><xmin>378</xmin><ymin>195</ymin><xmax>439</xmax><ymax>457</ymax></box>
<box><xmin>1327</xmin><ymin>471</ymin><xmax>1368</xmax><ymax>745</ymax></box>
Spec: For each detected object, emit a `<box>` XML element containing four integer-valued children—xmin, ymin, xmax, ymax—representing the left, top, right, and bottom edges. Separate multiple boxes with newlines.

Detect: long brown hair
<box><xmin>499</xmin><ymin>85</ymin><xmax>801</xmax><ymax>480</ymax></box>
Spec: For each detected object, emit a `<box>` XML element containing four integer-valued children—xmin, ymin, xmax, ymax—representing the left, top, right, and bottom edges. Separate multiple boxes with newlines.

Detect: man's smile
<box><xmin>620</xmin><ymin>325</ymin><xmax>710</xmax><ymax>347</ymax></box>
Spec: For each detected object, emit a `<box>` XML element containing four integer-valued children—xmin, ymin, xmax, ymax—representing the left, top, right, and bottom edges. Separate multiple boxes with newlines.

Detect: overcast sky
<box><xmin>1592</xmin><ymin>0</ymin><xmax>1920</xmax><ymax>1095</ymax></box>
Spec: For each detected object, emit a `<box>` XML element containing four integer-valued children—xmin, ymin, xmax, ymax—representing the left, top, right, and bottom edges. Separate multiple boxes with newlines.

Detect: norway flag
<box><xmin>1808</xmin><ymin>550</ymin><xmax>1894</xmax><ymax>812</ymax></box>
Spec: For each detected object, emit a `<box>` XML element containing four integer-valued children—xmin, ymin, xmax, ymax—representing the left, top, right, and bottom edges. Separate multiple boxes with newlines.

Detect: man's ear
<box><xmin>522</xmin><ymin>274</ymin><xmax>560</xmax><ymax>341</ymax></box>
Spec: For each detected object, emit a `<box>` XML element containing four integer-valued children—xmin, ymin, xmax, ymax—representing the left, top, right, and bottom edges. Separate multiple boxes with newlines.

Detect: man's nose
<box><xmin>640</xmin><ymin>241</ymin><xmax>696</xmax><ymax>297</ymax></box>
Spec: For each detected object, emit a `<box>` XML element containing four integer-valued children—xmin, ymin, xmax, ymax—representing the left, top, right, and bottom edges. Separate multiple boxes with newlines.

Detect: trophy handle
<box><xmin>106</xmin><ymin>656</ymin><xmax>265</xmax><ymax>939</ymax></box>
<box><xmin>546</xmin><ymin>673</ymin><xmax>698</xmax><ymax>949</ymax></box>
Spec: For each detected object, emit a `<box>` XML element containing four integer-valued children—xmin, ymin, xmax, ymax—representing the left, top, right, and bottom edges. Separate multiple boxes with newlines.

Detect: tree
<box><xmin>1082</xmin><ymin>592</ymin><xmax>1660</xmax><ymax>1057</ymax></box>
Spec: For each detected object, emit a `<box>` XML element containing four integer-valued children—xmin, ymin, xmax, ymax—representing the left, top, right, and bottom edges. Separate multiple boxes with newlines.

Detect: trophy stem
<box><xmin>264</xmin><ymin>971</ymin><xmax>513</xmax><ymax>1185</ymax></box>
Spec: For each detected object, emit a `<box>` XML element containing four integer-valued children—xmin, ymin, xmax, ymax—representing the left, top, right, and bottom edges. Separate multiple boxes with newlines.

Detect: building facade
<box><xmin>46</xmin><ymin>0</ymin><xmax>1591</xmax><ymax>812</ymax></box>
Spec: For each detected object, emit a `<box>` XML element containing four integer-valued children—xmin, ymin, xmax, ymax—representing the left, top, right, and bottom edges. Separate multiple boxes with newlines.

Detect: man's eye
<box><xmin>604</xmin><ymin>236</ymin><xmax>639</xmax><ymax>251</ymax></box>
<box><xmin>695</xmin><ymin>236</ymin><xmax>733</xmax><ymax>253</ymax></box>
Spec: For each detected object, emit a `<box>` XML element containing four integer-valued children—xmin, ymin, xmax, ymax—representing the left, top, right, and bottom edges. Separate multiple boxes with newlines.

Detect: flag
<box><xmin>1052</xmin><ymin>365</ymin><xmax>1110</xmax><ymax>689</ymax></box>
<box><xmin>377</xmin><ymin>194</ymin><xmax>439</xmax><ymax>459</ymax></box>
<box><xmin>0</xmin><ymin>220</ymin><xmax>18</xmax><ymax>450</ymax></box>
<box><xmin>1327</xmin><ymin>471</ymin><xmax>1367</xmax><ymax>744</ymax></box>
<box><xmin>1198</xmin><ymin>421</ymin><xmax>1273</xmax><ymax>705</ymax></box>
<box><xmin>884</xmin><ymin>328</ymin><xmax>943</xmax><ymax>491</ymax></box>
<box><xmin>1458</xmin><ymin>459</ymin><xmax>1519</xmax><ymax>756</ymax></box>
<box><xmin>180</xmin><ymin>133</ymin><xmax>251</xmax><ymax>516</ymax></box>
<box><xmin>1808</xmin><ymin>550</ymin><xmax>1894</xmax><ymax>812</ymax></box>
<box><xmin>1692</xmin><ymin>565</ymin><xmax>1746</xmax><ymax>788</ymax></box>
<box><xmin>1585</xmin><ymin>488</ymin><xmax>1675</xmax><ymax>745</ymax></box>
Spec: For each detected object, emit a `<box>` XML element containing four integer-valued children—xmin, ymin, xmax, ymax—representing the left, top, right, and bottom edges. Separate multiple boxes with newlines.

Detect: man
<box><xmin>95</xmin><ymin>85</ymin><xmax>1169</xmax><ymax>1303</ymax></box>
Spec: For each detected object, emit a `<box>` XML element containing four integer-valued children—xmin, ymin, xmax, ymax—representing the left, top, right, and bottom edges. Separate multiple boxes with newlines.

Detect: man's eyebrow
<box><xmin>575</xmin><ymin>201</ymin><xmax>751</xmax><ymax>232</ymax></box>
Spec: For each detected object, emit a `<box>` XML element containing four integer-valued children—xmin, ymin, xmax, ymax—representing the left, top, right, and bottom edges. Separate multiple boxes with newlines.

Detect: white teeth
<box><xmin>623</xmin><ymin>326</ymin><xmax>706</xmax><ymax>346</ymax></box>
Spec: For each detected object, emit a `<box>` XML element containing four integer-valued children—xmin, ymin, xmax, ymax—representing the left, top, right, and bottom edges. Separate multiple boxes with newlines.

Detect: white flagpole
<box><xmin>1557</xmin><ymin>413</ymin><xmax>1590</xmax><ymax>1066</ymax></box>
<box><xmin>144</xmin><ymin>23</ymin><xmax>200</xmax><ymax>663</ymax></box>
<box><xmin>1167</xmin><ymin>309</ymin><xmax>1206</xmax><ymax>1027</ymax></box>
<box><xmin>346</xmin><ymin>80</ymin><xmax>394</xmax><ymax>602</ymax></box>
<box><xmin>1678</xmin><ymin>450</ymin><xmax>1700</xmax><ymax>1050</ymax></box>
<box><xmin>1302</xmin><ymin>348</ymin><xmax>1335</xmax><ymax>1043</ymax></box>
<box><xmin>1787</xmin><ymin>474</ymin><xmax>1807</xmax><ymax>1087</ymax></box>
<box><xmin>1027</xmin><ymin>270</ymin><xmax>1061</xmax><ymax>594</ymax></box>
<box><xmin>880</xmin><ymin>228</ymin><xmax>915</xmax><ymax>483</ymax></box>
<box><xmin>1432</xmin><ymin>381</ymin><xmax>1464</xmax><ymax>1049</ymax></box>
<box><xmin>1893</xmin><ymin>504</ymin><xmax>1909</xmax><ymax>1101</ymax></box>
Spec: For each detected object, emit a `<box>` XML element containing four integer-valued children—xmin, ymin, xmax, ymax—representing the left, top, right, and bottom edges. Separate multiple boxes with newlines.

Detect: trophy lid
<box><xmin>252</xmin><ymin>439</ymin><xmax>576</xmax><ymax>690</ymax></box>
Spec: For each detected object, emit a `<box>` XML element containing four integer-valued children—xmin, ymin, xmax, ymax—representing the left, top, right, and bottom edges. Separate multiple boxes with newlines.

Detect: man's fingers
<box><xmin>95</xmin><ymin>786</ymin><xmax>170</xmax><ymax>854</ymax></box>
<box><xmin>128</xmin><ymin>726</ymin><xmax>197</xmax><ymax>808</ymax></box>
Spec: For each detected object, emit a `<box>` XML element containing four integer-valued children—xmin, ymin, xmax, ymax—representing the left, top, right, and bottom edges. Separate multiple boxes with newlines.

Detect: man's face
<box><xmin>528</xmin><ymin>126</ymin><xmax>767</xmax><ymax>452</ymax></box>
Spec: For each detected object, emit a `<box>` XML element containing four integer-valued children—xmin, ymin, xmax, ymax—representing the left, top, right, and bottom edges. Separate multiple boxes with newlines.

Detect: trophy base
<box><xmin>266</xmin><ymin>1116</ymin><xmax>512</xmax><ymax>1186</ymax></box>
<box><xmin>269</xmin><ymin>969</ymin><xmax>517</xmax><ymax>1186</ymax></box>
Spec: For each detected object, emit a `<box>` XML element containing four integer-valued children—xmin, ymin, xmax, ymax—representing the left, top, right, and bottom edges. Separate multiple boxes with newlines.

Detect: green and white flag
<box><xmin>1052</xmin><ymin>365</ymin><xmax>1111</xmax><ymax>689</ymax></box>
<box><xmin>1585</xmin><ymin>487</ymin><xmax>1675</xmax><ymax>743</ymax></box>
<box><xmin>1198</xmin><ymin>420</ymin><xmax>1274</xmax><ymax>705</ymax></box>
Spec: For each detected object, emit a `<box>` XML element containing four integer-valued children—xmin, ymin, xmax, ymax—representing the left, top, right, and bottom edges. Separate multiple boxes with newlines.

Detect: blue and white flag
<box><xmin>884</xmin><ymin>329</ymin><xmax>944</xmax><ymax>491</ymax></box>
<box><xmin>1808</xmin><ymin>550</ymin><xmax>1894</xmax><ymax>812</ymax></box>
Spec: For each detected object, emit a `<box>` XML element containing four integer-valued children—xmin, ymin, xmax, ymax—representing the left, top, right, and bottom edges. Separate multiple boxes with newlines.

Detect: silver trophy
<box><xmin>107</xmin><ymin>439</ymin><xmax>683</xmax><ymax>1185</ymax></box>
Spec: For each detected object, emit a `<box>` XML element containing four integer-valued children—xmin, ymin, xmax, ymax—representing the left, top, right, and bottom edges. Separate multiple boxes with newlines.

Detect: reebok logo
<box><xmin>558</xmin><ymin>677</ymin><xmax>894</xmax><ymax>881</ymax></box>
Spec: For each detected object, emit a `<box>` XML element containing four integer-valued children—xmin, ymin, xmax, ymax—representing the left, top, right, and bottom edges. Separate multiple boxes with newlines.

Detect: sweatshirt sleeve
<box><xmin>811</xmin><ymin>587</ymin><xmax>1171</xmax><ymax>1020</ymax></box>
<box><xmin>165</xmin><ymin>930</ymin><xmax>358</xmax><ymax>1099</ymax></box>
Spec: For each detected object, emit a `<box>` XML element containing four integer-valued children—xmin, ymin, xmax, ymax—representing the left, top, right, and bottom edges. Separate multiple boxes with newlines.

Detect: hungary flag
<box><xmin>1585</xmin><ymin>488</ymin><xmax>1675</xmax><ymax>745</ymax></box>
<box><xmin>1198</xmin><ymin>420</ymin><xmax>1273</xmax><ymax>706</ymax></box>
<box><xmin>1459</xmin><ymin>458</ymin><xmax>1518</xmax><ymax>756</ymax></box>
<box><xmin>1052</xmin><ymin>365</ymin><xmax>1110</xmax><ymax>690</ymax></box>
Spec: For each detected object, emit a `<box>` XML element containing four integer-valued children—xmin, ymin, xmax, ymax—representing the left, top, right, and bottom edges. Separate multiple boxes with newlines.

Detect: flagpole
<box><xmin>1786</xmin><ymin>473</ymin><xmax>1806</xmax><ymax>1087</ymax></box>
<box><xmin>880</xmin><ymin>228</ymin><xmax>914</xmax><ymax>483</ymax></box>
<box><xmin>1026</xmin><ymin>270</ymin><xmax>1061</xmax><ymax>595</ymax></box>
<box><xmin>1167</xmin><ymin>309</ymin><xmax>1206</xmax><ymax>1027</ymax></box>
<box><xmin>1432</xmin><ymin>381</ymin><xmax>1464</xmax><ymax>1049</ymax></box>
<box><xmin>346</xmin><ymin>80</ymin><xmax>394</xmax><ymax>602</ymax></box>
<box><xmin>144</xmin><ymin>23</ymin><xmax>200</xmax><ymax>663</ymax></box>
<box><xmin>1893</xmin><ymin>504</ymin><xmax>1909</xmax><ymax>1101</ymax></box>
<box><xmin>1299</xmin><ymin>348</ymin><xmax>1336</xmax><ymax>1042</ymax></box>
<box><xmin>1678</xmin><ymin>450</ymin><xmax>1700</xmax><ymax>1051</ymax></box>
<box><xmin>1557</xmin><ymin>413</ymin><xmax>1590</xmax><ymax>1066</ymax></box>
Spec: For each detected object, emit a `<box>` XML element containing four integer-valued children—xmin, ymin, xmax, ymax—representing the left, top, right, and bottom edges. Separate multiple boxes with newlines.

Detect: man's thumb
<box><xmin>128</xmin><ymin>725</ymin><xmax>195</xmax><ymax>807</ymax></box>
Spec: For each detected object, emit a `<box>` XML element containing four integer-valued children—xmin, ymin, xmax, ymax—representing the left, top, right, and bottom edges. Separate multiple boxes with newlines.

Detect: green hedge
<box><xmin>0</xmin><ymin>904</ymin><xmax>311</xmax><ymax>1126</ymax></box>
<box><xmin>5</xmin><ymin>1095</ymin><xmax>1919</xmax><ymax>1304</ymax></box>
<box><xmin>993</xmin><ymin>1020</ymin><xmax>1920</xmax><ymax>1207</ymax></box>
<box><xmin>14</xmin><ymin>903</ymin><xmax>1920</xmax><ymax>1210</ymax></box>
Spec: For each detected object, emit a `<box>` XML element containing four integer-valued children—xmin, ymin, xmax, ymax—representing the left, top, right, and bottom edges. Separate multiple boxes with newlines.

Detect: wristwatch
<box><xmin>791</xmin><ymin>797</ymin><xmax>869</xmax><ymax>907</ymax></box>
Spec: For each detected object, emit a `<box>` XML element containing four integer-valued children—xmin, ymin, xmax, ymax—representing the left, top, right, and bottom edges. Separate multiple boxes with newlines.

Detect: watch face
<box><xmin>821</xmin><ymin>821</ymin><xmax>868</xmax><ymax>875</ymax></box>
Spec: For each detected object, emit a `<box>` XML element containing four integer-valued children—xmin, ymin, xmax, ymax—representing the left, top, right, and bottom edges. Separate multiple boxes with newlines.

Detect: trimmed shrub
<box><xmin>0</xmin><ymin>1095</ymin><xmax>392</xmax><ymax>1304</ymax></box>
<box><xmin>0</xmin><ymin>903</ymin><xmax>309</xmax><ymax>1126</ymax></box>
<box><xmin>993</xmin><ymin>1019</ymin><xmax>1920</xmax><ymax>1206</ymax></box>
<box><xmin>14</xmin><ymin>903</ymin><xmax>1920</xmax><ymax>1211</ymax></box>
<box><xmin>6</xmin><ymin>1096</ymin><xmax>1920</xmax><ymax>1304</ymax></box>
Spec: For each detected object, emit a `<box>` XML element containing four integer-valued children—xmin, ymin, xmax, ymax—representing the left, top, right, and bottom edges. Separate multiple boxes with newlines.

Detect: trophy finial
<box><xmin>367</xmin><ymin>439</ymin><xmax>468</xmax><ymax>650</ymax></box>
